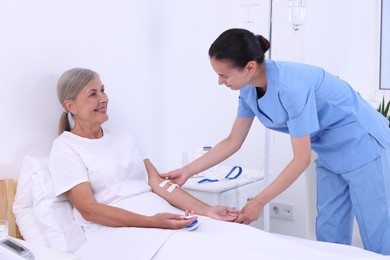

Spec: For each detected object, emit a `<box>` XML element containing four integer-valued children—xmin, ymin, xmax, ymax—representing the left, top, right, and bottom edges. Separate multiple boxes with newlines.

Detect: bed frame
<box><xmin>0</xmin><ymin>178</ymin><xmax>22</xmax><ymax>239</ymax></box>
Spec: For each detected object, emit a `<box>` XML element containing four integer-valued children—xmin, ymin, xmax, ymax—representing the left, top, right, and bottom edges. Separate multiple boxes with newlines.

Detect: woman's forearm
<box><xmin>66</xmin><ymin>183</ymin><xmax>156</xmax><ymax>228</ymax></box>
<box><xmin>184</xmin><ymin>116</ymin><xmax>253</xmax><ymax>176</ymax></box>
<box><xmin>254</xmin><ymin>158</ymin><xmax>309</xmax><ymax>207</ymax></box>
<box><xmin>184</xmin><ymin>137</ymin><xmax>240</xmax><ymax>176</ymax></box>
<box><xmin>145</xmin><ymin>159</ymin><xmax>212</xmax><ymax>216</ymax></box>
<box><xmin>80</xmin><ymin>202</ymin><xmax>153</xmax><ymax>227</ymax></box>
<box><xmin>254</xmin><ymin>135</ymin><xmax>312</xmax><ymax>206</ymax></box>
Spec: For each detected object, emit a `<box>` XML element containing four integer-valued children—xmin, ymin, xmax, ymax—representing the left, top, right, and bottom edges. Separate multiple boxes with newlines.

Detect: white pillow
<box><xmin>31</xmin><ymin>167</ymin><xmax>85</xmax><ymax>252</ymax></box>
<box><xmin>13</xmin><ymin>156</ymin><xmax>47</xmax><ymax>245</ymax></box>
<box><xmin>13</xmin><ymin>155</ymin><xmax>85</xmax><ymax>253</ymax></box>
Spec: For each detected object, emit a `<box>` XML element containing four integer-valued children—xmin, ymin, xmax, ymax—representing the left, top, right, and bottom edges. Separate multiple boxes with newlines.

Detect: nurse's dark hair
<box><xmin>57</xmin><ymin>68</ymin><xmax>98</xmax><ymax>135</ymax></box>
<box><xmin>208</xmin><ymin>28</ymin><xmax>270</xmax><ymax>69</ymax></box>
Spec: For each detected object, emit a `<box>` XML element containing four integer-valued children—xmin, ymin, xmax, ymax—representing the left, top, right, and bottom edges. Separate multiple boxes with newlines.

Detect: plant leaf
<box><xmin>384</xmin><ymin>99</ymin><xmax>390</xmax><ymax>118</ymax></box>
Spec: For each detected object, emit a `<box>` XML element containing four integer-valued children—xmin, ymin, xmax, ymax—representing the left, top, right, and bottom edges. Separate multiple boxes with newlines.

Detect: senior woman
<box><xmin>48</xmin><ymin>68</ymin><xmax>238</xmax><ymax>240</ymax></box>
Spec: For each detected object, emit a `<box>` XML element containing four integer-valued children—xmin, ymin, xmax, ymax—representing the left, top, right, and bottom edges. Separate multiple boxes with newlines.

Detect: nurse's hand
<box><xmin>206</xmin><ymin>206</ymin><xmax>239</xmax><ymax>222</ymax></box>
<box><xmin>235</xmin><ymin>199</ymin><xmax>263</xmax><ymax>225</ymax></box>
<box><xmin>159</xmin><ymin>168</ymin><xmax>191</xmax><ymax>186</ymax></box>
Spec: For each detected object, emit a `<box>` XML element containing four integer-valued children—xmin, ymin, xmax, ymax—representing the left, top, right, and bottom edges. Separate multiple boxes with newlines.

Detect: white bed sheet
<box><xmin>75</xmin><ymin>218</ymin><xmax>387</xmax><ymax>260</ymax></box>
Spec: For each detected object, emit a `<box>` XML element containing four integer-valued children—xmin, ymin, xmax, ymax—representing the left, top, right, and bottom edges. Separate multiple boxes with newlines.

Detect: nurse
<box><xmin>160</xmin><ymin>28</ymin><xmax>390</xmax><ymax>255</ymax></box>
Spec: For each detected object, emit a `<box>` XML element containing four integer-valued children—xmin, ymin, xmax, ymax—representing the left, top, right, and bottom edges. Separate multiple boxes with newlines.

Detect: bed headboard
<box><xmin>0</xmin><ymin>178</ymin><xmax>22</xmax><ymax>239</ymax></box>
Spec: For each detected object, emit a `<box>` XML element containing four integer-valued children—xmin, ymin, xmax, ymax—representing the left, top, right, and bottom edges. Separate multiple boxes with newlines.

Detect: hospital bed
<box><xmin>0</xmin><ymin>156</ymin><xmax>388</xmax><ymax>260</ymax></box>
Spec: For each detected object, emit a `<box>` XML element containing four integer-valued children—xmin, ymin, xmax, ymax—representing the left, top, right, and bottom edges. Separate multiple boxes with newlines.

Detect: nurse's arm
<box><xmin>253</xmin><ymin>134</ymin><xmax>312</xmax><ymax>207</ymax></box>
<box><xmin>181</xmin><ymin>116</ymin><xmax>254</xmax><ymax>177</ymax></box>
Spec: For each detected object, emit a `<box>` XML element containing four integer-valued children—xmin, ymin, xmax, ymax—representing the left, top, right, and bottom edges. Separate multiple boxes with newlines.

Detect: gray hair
<box><xmin>57</xmin><ymin>68</ymin><xmax>99</xmax><ymax>134</ymax></box>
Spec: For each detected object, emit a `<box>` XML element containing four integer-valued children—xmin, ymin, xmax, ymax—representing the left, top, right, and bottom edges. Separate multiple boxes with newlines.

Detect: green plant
<box><xmin>377</xmin><ymin>95</ymin><xmax>390</xmax><ymax>127</ymax></box>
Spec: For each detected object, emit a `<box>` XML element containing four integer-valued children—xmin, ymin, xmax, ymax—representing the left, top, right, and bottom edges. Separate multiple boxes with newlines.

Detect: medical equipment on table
<box><xmin>197</xmin><ymin>166</ymin><xmax>242</xmax><ymax>184</ymax></box>
<box><xmin>191</xmin><ymin>146</ymin><xmax>219</xmax><ymax>177</ymax></box>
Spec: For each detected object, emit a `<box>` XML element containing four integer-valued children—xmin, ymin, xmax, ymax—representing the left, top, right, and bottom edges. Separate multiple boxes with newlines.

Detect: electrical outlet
<box><xmin>270</xmin><ymin>202</ymin><xmax>294</xmax><ymax>220</ymax></box>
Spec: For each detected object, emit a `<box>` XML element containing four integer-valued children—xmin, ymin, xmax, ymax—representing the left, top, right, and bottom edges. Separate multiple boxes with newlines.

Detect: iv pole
<box><xmin>262</xmin><ymin>0</ymin><xmax>273</xmax><ymax>233</ymax></box>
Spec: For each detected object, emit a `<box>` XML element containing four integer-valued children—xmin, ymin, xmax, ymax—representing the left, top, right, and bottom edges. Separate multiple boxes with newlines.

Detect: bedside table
<box><xmin>183</xmin><ymin>165</ymin><xmax>265</xmax><ymax>229</ymax></box>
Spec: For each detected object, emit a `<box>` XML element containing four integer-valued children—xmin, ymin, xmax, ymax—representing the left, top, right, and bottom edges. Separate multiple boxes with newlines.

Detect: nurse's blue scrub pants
<box><xmin>315</xmin><ymin>146</ymin><xmax>390</xmax><ymax>255</ymax></box>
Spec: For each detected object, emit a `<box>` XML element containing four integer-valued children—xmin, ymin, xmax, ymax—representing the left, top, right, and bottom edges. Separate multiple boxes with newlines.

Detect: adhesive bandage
<box><xmin>159</xmin><ymin>180</ymin><xmax>178</xmax><ymax>193</ymax></box>
<box><xmin>159</xmin><ymin>180</ymin><xmax>171</xmax><ymax>187</ymax></box>
<box><xmin>167</xmin><ymin>183</ymin><xmax>178</xmax><ymax>193</ymax></box>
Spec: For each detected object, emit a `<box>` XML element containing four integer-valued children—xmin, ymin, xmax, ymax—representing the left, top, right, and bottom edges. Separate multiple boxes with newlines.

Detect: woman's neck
<box><xmin>250</xmin><ymin>63</ymin><xmax>267</xmax><ymax>91</ymax></box>
<box><xmin>71</xmin><ymin>126</ymin><xmax>103</xmax><ymax>139</ymax></box>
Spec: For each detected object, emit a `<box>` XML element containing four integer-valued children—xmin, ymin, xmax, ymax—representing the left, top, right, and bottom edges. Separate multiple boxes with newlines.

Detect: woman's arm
<box><xmin>65</xmin><ymin>182</ymin><xmax>195</xmax><ymax>229</ymax></box>
<box><xmin>160</xmin><ymin>116</ymin><xmax>254</xmax><ymax>185</ymax></box>
<box><xmin>237</xmin><ymin>134</ymin><xmax>312</xmax><ymax>224</ymax></box>
<box><xmin>145</xmin><ymin>159</ymin><xmax>238</xmax><ymax>221</ymax></box>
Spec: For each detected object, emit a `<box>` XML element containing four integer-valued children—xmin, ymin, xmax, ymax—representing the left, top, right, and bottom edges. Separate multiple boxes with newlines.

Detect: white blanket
<box><xmin>74</xmin><ymin>192</ymin><xmax>386</xmax><ymax>259</ymax></box>
<box><xmin>75</xmin><ymin>218</ymin><xmax>386</xmax><ymax>260</ymax></box>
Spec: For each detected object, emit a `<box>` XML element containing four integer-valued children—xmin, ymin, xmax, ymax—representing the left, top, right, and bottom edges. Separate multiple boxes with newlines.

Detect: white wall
<box><xmin>0</xmin><ymin>0</ymin><xmax>270</xmax><ymax>180</ymax></box>
<box><xmin>145</xmin><ymin>0</ymin><xmax>271</xmax><ymax>171</ymax></box>
<box><xmin>0</xmin><ymin>0</ymin><xmax>386</xmax><ymax>246</ymax></box>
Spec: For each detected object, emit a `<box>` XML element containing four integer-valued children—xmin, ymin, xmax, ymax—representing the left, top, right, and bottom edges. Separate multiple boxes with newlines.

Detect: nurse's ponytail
<box><xmin>256</xmin><ymin>35</ymin><xmax>270</xmax><ymax>55</ymax></box>
<box><xmin>209</xmin><ymin>28</ymin><xmax>270</xmax><ymax>69</ymax></box>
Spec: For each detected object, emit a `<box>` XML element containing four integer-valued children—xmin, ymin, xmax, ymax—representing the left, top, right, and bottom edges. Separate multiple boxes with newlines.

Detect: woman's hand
<box><xmin>159</xmin><ymin>168</ymin><xmax>191</xmax><ymax>186</ymax></box>
<box><xmin>235</xmin><ymin>199</ymin><xmax>263</xmax><ymax>224</ymax></box>
<box><xmin>206</xmin><ymin>206</ymin><xmax>239</xmax><ymax>222</ymax></box>
<box><xmin>151</xmin><ymin>212</ymin><xmax>197</xmax><ymax>229</ymax></box>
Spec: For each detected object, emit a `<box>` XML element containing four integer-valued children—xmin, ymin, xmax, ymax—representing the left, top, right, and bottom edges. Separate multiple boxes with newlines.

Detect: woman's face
<box><xmin>68</xmin><ymin>76</ymin><xmax>109</xmax><ymax>129</ymax></box>
<box><xmin>210</xmin><ymin>57</ymin><xmax>252</xmax><ymax>90</ymax></box>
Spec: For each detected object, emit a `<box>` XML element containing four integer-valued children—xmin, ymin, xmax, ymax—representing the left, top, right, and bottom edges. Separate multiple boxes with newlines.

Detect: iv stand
<box><xmin>262</xmin><ymin>0</ymin><xmax>273</xmax><ymax>233</ymax></box>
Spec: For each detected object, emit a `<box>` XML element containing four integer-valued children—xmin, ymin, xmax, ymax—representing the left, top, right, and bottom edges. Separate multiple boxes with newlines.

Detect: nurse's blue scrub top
<box><xmin>238</xmin><ymin>60</ymin><xmax>390</xmax><ymax>174</ymax></box>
